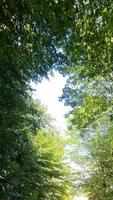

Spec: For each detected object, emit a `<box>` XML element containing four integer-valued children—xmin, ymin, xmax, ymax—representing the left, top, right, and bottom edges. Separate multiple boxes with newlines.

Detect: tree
<box><xmin>59</xmin><ymin>1</ymin><xmax>113</xmax><ymax>198</ymax></box>
<box><xmin>0</xmin><ymin>1</ymin><xmax>75</xmax><ymax>198</ymax></box>
<box><xmin>29</xmin><ymin>129</ymin><xmax>72</xmax><ymax>200</ymax></box>
<box><xmin>0</xmin><ymin>98</ymin><xmax>72</xmax><ymax>199</ymax></box>
<box><xmin>61</xmin><ymin>73</ymin><xmax>113</xmax><ymax>198</ymax></box>
<box><xmin>62</xmin><ymin>0</ymin><xmax>113</xmax><ymax>79</ymax></box>
<box><xmin>83</xmin><ymin>123</ymin><xmax>113</xmax><ymax>200</ymax></box>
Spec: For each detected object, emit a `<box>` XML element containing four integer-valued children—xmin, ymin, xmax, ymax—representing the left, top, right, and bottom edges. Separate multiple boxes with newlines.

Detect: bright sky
<box><xmin>31</xmin><ymin>70</ymin><xmax>70</xmax><ymax>133</ymax></box>
<box><xmin>74</xmin><ymin>196</ymin><xmax>88</xmax><ymax>200</ymax></box>
<box><xmin>31</xmin><ymin>70</ymin><xmax>88</xmax><ymax>200</ymax></box>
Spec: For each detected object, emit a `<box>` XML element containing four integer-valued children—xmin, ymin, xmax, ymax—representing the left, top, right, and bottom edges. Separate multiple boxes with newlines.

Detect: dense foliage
<box><xmin>1</xmin><ymin>0</ymin><xmax>113</xmax><ymax>199</ymax></box>
<box><xmin>0</xmin><ymin>96</ymin><xmax>72</xmax><ymax>199</ymax></box>
<box><xmin>60</xmin><ymin>1</ymin><xmax>113</xmax><ymax>199</ymax></box>
<box><xmin>0</xmin><ymin>1</ymin><xmax>74</xmax><ymax>199</ymax></box>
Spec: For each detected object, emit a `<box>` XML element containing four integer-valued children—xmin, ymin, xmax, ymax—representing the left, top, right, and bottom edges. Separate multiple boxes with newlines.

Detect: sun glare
<box><xmin>74</xmin><ymin>195</ymin><xmax>88</xmax><ymax>200</ymax></box>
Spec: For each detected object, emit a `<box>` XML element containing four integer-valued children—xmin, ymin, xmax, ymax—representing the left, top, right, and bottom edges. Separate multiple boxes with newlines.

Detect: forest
<box><xmin>1</xmin><ymin>0</ymin><xmax>113</xmax><ymax>199</ymax></box>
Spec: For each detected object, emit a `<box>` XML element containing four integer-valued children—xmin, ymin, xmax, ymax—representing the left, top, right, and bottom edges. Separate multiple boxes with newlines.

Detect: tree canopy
<box><xmin>1</xmin><ymin>0</ymin><xmax>113</xmax><ymax>199</ymax></box>
<box><xmin>0</xmin><ymin>1</ymin><xmax>74</xmax><ymax>199</ymax></box>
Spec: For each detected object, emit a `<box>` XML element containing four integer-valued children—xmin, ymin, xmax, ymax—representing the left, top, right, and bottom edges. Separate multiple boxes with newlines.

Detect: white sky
<box><xmin>31</xmin><ymin>70</ymin><xmax>70</xmax><ymax>133</ymax></box>
<box><xmin>74</xmin><ymin>196</ymin><xmax>88</xmax><ymax>200</ymax></box>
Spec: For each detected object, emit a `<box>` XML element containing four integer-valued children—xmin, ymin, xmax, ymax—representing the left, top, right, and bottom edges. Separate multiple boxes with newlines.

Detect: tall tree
<box><xmin>0</xmin><ymin>1</ymin><xmax>75</xmax><ymax>198</ymax></box>
<box><xmin>60</xmin><ymin>1</ymin><xmax>113</xmax><ymax>198</ymax></box>
<box><xmin>0</xmin><ymin>98</ymin><xmax>72</xmax><ymax>199</ymax></box>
